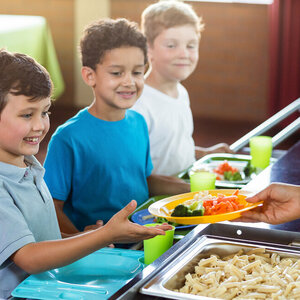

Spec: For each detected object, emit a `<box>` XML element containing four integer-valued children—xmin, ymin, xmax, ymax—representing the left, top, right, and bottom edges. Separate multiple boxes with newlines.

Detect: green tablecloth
<box><xmin>0</xmin><ymin>14</ymin><xmax>65</xmax><ymax>99</ymax></box>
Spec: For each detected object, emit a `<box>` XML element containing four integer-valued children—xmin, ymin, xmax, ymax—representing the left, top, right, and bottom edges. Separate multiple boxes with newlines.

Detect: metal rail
<box><xmin>230</xmin><ymin>98</ymin><xmax>300</xmax><ymax>152</ymax></box>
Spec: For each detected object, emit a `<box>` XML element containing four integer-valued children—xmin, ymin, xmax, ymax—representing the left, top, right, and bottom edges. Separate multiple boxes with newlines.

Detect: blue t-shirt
<box><xmin>44</xmin><ymin>108</ymin><xmax>153</xmax><ymax>230</ymax></box>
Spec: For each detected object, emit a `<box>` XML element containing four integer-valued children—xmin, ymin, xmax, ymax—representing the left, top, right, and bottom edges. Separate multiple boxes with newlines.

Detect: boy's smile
<box><xmin>0</xmin><ymin>94</ymin><xmax>51</xmax><ymax>167</ymax></box>
<box><xmin>85</xmin><ymin>46</ymin><xmax>145</xmax><ymax>121</ymax></box>
<box><xmin>148</xmin><ymin>25</ymin><xmax>199</xmax><ymax>83</ymax></box>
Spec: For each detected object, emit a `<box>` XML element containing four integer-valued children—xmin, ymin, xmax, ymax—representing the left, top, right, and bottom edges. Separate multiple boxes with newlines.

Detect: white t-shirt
<box><xmin>132</xmin><ymin>83</ymin><xmax>195</xmax><ymax>176</ymax></box>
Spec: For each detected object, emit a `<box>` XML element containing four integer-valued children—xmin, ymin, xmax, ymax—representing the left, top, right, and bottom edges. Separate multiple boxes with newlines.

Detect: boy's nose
<box><xmin>122</xmin><ymin>73</ymin><xmax>134</xmax><ymax>86</ymax></box>
<box><xmin>32</xmin><ymin>116</ymin><xmax>46</xmax><ymax>131</ymax></box>
<box><xmin>178</xmin><ymin>46</ymin><xmax>189</xmax><ymax>57</ymax></box>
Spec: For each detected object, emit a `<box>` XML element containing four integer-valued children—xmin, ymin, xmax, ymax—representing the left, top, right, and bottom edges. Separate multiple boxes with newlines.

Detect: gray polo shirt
<box><xmin>0</xmin><ymin>155</ymin><xmax>61</xmax><ymax>299</ymax></box>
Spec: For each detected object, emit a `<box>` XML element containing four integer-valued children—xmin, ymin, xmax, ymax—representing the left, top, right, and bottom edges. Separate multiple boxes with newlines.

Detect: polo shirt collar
<box><xmin>0</xmin><ymin>155</ymin><xmax>44</xmax><ymax>184</ymax></box>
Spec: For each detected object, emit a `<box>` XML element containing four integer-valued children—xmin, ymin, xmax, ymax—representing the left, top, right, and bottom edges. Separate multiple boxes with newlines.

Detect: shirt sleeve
<box><xmin>0</xmin><ymin>189</ymin><xmax>35</xmax><ymax>266</ymax></box>
<box><xmin>140</xmin><ymin>116</ymin><xmax>153</xmax><ymax>178</ymax></box>
<box><xmin>44</xmin><ymin>131</ymin><xmax>74</xmax><ymax>201</ymax></box>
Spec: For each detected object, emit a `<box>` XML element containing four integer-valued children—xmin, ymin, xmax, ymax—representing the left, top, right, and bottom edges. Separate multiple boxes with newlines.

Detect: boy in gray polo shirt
<box><xmin>0</xmin><ymin>49</ymin><xmax>172</xmax><ymax>299</ymax></box>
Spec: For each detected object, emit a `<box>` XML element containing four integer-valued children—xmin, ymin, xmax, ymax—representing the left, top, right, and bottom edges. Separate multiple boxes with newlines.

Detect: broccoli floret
<box><xmin>190</xmin><ymin>208</ymin><xmax>204</xmax><ymax>216</ymax></box>
<box><xmin>189</xmin><ymin>201</ymin><xmax>204</xmax><ymax>216</ymax></box>
<box><xmin>224</xmin><ymin>171</ymin><xmax>242</xmax><ymax>181</ymax></box>
<box><xmin>244</xmin><ymin>161</ymin><xmax>257</xmax><ymax>177</ymax></box>
<box><xmin>171</xmin><ymin>204</ymin><xmax>189</xmax><ymax>217</ymax></box>
<box><xmin>171</xmin><ymin>201</ymin><xmax>205</xmax><ymax>217</ymax></box>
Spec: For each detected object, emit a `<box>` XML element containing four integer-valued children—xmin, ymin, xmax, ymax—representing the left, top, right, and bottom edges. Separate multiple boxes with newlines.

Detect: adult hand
<box><xmin>105</xmin><ymin>200</ymin><xmax>173</xmax><ymax>244</ymax></box>
<box><xmin>238</xmin><ymin>183</ymin><xmax>300</xmax><ymax>224</ymax></box>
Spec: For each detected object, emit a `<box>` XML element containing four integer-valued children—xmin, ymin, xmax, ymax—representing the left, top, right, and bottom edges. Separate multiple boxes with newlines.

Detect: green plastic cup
<box><xmin>250</xmin><ymin>136</ymin><xmax>273</xmax><ymax>169</ymax></box>
<box><xmin>143</xmin><ymin>224</ymin><xmax>175</xmax><ymax>265</ymax></box>
<box><xmin>190</xmin><ymin>171</ymin><xmax>216</xmax><ymax>192</ymax></box>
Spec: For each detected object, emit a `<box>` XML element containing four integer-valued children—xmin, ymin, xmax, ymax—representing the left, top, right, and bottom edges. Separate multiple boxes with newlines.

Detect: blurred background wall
<box><xmin>0</xmin><ymin>0</ymin><xmax>269</xmax><ymax>123</ymax></box>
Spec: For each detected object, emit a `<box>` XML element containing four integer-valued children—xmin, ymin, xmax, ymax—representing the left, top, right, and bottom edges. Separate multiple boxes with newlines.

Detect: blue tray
<box><xmin>12</xmin><ymin>248</ymin><xmax>144</xmax><ymax>300</ymax></box>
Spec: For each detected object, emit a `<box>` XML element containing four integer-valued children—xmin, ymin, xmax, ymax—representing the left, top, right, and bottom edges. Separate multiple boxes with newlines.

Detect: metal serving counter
<box><xmin>110</xmin><ymin>140</ymin><xmax>300</xmax><ymax>299</ymax></box>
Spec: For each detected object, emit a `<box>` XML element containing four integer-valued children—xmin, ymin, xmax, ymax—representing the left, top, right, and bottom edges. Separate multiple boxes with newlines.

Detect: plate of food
<box><xmin>148</xmin><ymin>189</ymin><xmax>262</xmax><ymax>225</ymax></box>
<box><xmin>190</xmin><ymin>159</ymin><xmax>256</xmax><ymax>185</ymax></box>
<box><xmin>130</xmin><ymin>209</ymin><xmax>196</xmax><ymax>230</ymax></box>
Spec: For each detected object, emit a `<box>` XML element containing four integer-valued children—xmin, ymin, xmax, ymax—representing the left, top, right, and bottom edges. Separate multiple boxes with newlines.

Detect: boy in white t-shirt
<box><xmin>132</xmin><ymin>0</ymin><xmax>232</xmax><ymax>176</ymax></box>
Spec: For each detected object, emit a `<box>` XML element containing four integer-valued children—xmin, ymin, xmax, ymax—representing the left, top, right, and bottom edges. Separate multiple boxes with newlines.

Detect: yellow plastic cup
<box><xmin>190</xmin><ymin>171</ymin><xmax>216</xmax><ymax>192</ymax></box>
<box><xmin>250</xmin><ymin>136</ymin><xmax>273</xmax><ymax>169</ymax></box>
<box><xmin>143</xmin><ymin>224</ymin><xmax>175</xmax><ymax>265</ymax></box>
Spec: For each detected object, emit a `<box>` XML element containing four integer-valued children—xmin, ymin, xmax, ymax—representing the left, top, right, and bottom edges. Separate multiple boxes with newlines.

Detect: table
<box><xmin>0</xmin><ymin>15</ymin><xmax>64</xmax><ymax>99</ymax></box>
<box><xmin>111</xmin><ymin>140</ymin><xmax>300</xmax><ymax>299</ymax></box>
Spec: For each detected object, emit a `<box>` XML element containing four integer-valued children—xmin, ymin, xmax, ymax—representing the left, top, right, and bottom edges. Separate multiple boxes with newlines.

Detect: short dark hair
<box><xmin>0</xmin><ymin>49</ymin><xmax>52</xmax><ymax>114</ymax></box>
<box><xmin>80</xmin><ymin>18</ymin><xmax>147</xmax><ymax>70</ymax></box>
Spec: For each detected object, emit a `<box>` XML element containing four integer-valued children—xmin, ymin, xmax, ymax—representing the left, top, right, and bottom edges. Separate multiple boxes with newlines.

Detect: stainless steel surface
<box><xmin>230</xmin><ymin>98</ymin><xmax>300</xmax><ymax>152</ymax></box>
<box><xmin>272</xmin><ymin>117</ymin><xmax>300</xmax><ymax>147</ymax></box>
<box><xmin>111</xmin><ymin>223</ymin><xmax>300</xmax><ymax>299</ymax></box>
<box><xmin>140</xmin><ymin>237</ymin><xmax>300</xmax><ymax>300</ymax></box>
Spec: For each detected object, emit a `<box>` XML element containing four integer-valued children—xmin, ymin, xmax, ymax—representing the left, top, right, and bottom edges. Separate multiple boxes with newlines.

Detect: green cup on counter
<box><xmin>143</xmin><ymin>224</ymin><xmax>175</xmax><ymax>265</ymax></box>
<box><xmin>190</xmin><ymin>171</ymin><xmax>216</xmax><ymax>192</ymax></box>
<box><xmin>250</xmin><ymin>136</ymin><xmax>273</xmax><ymax>170</ymax></box>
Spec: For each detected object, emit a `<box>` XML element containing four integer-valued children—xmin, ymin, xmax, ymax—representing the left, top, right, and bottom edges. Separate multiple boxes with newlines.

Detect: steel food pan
<box><xmin>140</xmin><ymin>236</ymin><xmax>300</xmax><ymax>299</ymax></box>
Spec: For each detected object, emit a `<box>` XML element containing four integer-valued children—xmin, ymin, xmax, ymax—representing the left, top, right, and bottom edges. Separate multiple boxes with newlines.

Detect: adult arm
<box><xmin>238</xmin><ymin>183</ymin><xmax>300</xmax><ymax>224</ymax></box>
<box><xmin>11</xmin><ymin>200</ymin><xmax>172</xmax><ymax>274</ymax></box>
<box><xmin>147</xmin><ymin>174</ymin><xmax>190</xmax><ymax>197</ymax></box>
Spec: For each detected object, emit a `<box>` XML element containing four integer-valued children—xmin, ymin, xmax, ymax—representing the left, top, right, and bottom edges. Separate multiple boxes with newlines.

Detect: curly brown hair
<box><xmin>0</xmin><ymin>49</ymin><xmax>52</xmax><ymax>114</ymax></box>
<box><xmin>79</xmin><ymin>18</ymin><xmax>147</xmax><ymax>70</ymax></box>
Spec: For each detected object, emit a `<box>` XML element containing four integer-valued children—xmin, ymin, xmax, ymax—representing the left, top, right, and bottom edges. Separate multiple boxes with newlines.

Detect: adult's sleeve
<box><xmin>43</xmin><ymin>132</ymin><xmax>74</xmax><ymax>201</ymax></box>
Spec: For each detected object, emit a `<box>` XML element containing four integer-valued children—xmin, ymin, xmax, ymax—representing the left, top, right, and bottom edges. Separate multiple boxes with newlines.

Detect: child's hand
<box><xmin>207</xmin><ymin>143</ymin><xmax>233</xmax><ymax>154</ymax></box>
<box><xmin>84</xmin><ymin>220</ymin><xmax>103</xmax><ymax>231</ymax></box>
<box><xmin>195</xmin><ymin>143</ymin><xmax>233</xmax><ymax>159</ymax></box>
<box><xmin>84</xmin><ymin>220</ymin><xmax>115</xmax><ymax>247</ymax></box>
<box><xmin>104</xmin><ymin>200</ymin><xmax>173</xmax><ymax>244</ymax></box>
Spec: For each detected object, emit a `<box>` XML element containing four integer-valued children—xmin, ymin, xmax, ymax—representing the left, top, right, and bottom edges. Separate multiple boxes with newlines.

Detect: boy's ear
<box><xmin>81</xmin><ymin>66</ymin><xmax>96</xmax><ymax>87</ymax></box>
<box><xmin>147</xmin><ymin>42</ymin><xmax>154</xmax><ymax>62</ymax></box>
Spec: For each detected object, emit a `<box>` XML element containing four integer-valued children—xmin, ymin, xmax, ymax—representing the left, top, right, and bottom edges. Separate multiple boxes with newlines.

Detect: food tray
<box><xmin>140</xmin><ymin>237</ymin><xmax>300</xmax><ymax>299</ymax></box>
<box><xmin>12</xmin><ymin>248</ymin><xmax>144</xmax><ymax>300</ymax></box>
<box><xmin>177</xmin><ymin>153</ymin><xmax>276</xmax><ymax>189</ymax></box>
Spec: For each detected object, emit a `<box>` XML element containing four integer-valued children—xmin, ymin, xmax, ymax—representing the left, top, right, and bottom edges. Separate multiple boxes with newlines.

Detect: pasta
<box><xmin>174</xmin><ymin>248</ymin><xmax>300</xmax><ymax>299</ymax></box>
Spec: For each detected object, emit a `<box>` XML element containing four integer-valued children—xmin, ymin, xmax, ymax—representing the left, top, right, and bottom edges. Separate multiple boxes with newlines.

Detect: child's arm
<box><xmin>54</xmin><ymin>199</ymin><xmax>80</xmax><ymax>234</ymax></box>
<box><xmin>147</xmin><ymin>174</ymin><xmax>190</xmax><ymax>197</ymax></box>
<box><xmin>55</xmin><ymin>199</ymin><xmax>104</xmax><ymax>235</ymax></box>
<box><xmin>10</xmin><ymin>200</ymin><xmax>172</xmax><ymax>274</ymax></box>
<box><xmin>195</xmin><ymin>143</ymin><xmax>233</xmax><ymax>160</ymax></box>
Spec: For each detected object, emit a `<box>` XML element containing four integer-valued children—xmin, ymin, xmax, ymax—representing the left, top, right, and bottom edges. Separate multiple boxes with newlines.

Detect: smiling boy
<box><xmin>0</xmin><ymin>49</ymin><xmax>172</xmax><ymax>298</ymax></box>
<box><xmin>132</xmin><ymin>0</ymin><xmax>231</xmax><ymax>176</ymax></box>
<box><xmin>44</xmin><ymin>18</ymin><xmax>189</xmax><ymax>234</ymax></box>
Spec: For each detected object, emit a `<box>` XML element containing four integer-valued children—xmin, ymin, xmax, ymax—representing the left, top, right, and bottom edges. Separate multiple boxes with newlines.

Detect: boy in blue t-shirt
<box><xmin>0</xmin><ymin>49</ymin><xmax>172</xmax><ymax>298</ymax></box>
<box><xmin>44</xmin><ymin>18</ymin><xmax>189</xmax><ymax>233</ymax></box>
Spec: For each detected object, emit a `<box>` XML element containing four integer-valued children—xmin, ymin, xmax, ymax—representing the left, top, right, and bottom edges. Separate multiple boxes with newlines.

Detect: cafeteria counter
<box><xmin>110</xmin><ymin>140</ymin><xmax>300</xmax><ymax>299</ymax></box>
